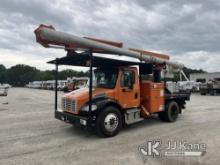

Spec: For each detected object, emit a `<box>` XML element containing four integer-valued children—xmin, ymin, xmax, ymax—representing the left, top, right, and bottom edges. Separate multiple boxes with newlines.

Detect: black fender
<box><xmin>79</xmin><ymin>96</ymin><xmax>121</xmax><ymax>117</ymax></box>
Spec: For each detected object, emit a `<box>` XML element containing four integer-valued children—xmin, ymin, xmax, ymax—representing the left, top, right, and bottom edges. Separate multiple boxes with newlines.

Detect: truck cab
<box><xmin>62</xmin><ymin>67</ymin><xmax>140</xmax><ymax>114</ymax></box>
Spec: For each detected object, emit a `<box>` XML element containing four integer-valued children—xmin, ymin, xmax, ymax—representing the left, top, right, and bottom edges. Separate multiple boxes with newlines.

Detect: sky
<box><xmin>0</xmin><ymin>0</ymin><xmax>220</xmax><ymax>72</ymax></box>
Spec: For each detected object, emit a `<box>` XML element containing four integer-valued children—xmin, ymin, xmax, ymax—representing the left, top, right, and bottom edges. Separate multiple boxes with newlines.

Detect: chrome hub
<box><xmin>104</xmin><ymin>113</ymin><xmax>118</xmax><ymax>132</ymax></box>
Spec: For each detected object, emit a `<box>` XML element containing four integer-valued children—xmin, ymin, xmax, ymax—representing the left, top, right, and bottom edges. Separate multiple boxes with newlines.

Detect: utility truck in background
<box><xmin>34</xmin><ymin>24</ymin><xmax>190</xmax><ymax>137</ymax></box>
<box><xmin>200</xmin><ymin>80</ymin><xmax>220</xmax><ymax>95</ymax></box>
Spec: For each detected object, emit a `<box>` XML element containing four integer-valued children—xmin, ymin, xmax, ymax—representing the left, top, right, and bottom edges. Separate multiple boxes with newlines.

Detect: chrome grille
<box><xmin>61</xmin><ymin>98</ymin><xmax>76</xmax><ymax>112</ymax></box>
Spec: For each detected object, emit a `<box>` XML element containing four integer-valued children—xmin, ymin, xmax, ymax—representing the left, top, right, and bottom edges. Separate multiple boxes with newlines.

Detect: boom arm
<box><xmin>34</xmin><ymin>24</ymin><xmax>184</xmax><ymax>69</ymax></box>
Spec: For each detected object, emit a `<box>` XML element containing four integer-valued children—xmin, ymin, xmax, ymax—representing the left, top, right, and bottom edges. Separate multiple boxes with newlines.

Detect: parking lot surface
<box><xmin>0</xmin><ymin>88</ymin><xmax>219</xmax><ymax>165</ymax></box>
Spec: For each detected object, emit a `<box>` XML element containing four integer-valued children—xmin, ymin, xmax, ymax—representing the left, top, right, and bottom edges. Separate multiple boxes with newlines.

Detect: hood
<box><xmin>63</xmin><ymin>87</ymin><xmax>115</xmax><ymax>105</ymax></box>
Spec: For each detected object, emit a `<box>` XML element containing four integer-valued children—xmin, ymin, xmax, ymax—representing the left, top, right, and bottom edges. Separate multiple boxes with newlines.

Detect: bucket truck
<box><xmin>34</xmin><ymin>24</ymin><xmax>190</xmax><ymax>137</ymax></box>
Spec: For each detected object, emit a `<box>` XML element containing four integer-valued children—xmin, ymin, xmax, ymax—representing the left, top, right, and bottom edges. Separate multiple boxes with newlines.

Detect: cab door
<box><xmin>118</xmin><ymin>69</ymin><xmax>140</xmax><ymax>109</ymax></box>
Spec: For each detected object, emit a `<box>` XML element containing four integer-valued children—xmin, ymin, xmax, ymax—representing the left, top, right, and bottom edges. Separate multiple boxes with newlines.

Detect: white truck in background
<box><xmin>166</xmin><ymin>70</ymin><xmax>199</xmax><ymax>93</ymax></box>
<box><xmin>200</xmin><ymin>80</ymin><xmax>220</xmax><ymax>95</ymax></box>
<box><xmin>0</xmin><ymin>84</ymin><xmax>10</xmax><ymax>96</ymax></box>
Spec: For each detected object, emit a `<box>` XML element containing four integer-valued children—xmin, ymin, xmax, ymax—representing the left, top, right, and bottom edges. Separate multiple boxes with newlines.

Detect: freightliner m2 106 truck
<box><xmin>34</xmin><ymin>25</ymin><xmax>190</xmax><ymax>137</ymax></box>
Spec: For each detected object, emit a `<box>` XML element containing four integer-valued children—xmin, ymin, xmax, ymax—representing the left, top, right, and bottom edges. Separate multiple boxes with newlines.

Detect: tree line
<box><xmin>0</xmin><ymin>64</ymin><xmax>89</xmax><ymax>87</ymax></box>
<box><xmin>0</xmin><ymin>64</ymin><xmax>206</xmax><ymax>87</ymax></box>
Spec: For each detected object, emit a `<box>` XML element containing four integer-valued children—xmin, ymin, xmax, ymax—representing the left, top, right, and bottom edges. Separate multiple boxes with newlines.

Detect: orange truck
<box><xmin>34</xmin><ymin>25</ymin><xmax>190</xmax><ymax>137</ymax></box>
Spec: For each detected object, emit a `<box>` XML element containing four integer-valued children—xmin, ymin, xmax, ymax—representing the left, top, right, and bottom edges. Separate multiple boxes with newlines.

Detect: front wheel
<box><xmin>96</xmin><ymin>106</ymin><xmax>122</xmax><ymax>137</ymax></box>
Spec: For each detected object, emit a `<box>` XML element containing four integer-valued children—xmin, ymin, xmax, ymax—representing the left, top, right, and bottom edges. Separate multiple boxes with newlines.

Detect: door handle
<box><xmin>134</xmin><ymin>92</ymin><xmax>138</xmax><ymax>99</ymax></box>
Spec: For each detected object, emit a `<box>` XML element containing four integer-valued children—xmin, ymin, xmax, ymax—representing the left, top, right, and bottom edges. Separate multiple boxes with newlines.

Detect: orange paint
<box><xmin>140</xmin><ymin>81</ymin><xmax>164</xmax><ymax>114</ymax></box>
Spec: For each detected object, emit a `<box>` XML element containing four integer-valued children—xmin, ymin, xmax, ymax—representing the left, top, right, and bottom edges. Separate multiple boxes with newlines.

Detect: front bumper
<box><xmin>55</xmin><ymin>109</ymin><xmax>89</xmax><ymax>126</ymax></box>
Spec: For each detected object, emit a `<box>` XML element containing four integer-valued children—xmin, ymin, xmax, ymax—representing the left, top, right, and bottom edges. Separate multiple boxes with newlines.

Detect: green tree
<box><xmin>5</xmin><ymin>65</ymin><xmax>39</xmax><ymax>86</ymax></box>
<box><xmin>0</xmin><ymin>64</ymin><xmax>6</xmax><ymax>72</ymax></box>
<box><xmin>0</xmin><ymin>64</ymin><xmax>7</xmax><ymax>83</ymax></box>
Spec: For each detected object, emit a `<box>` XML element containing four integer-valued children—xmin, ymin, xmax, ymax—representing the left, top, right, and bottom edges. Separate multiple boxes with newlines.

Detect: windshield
<box><xmin>93</xmin><ymin>68</ymin><xmax>118</xmax><ymax>89</ymax></box>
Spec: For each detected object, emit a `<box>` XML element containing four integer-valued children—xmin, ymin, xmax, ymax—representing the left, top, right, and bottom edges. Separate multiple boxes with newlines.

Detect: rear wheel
<box><xmin>96</xmin><ymin>106</ymin><xmax>122</xmax><ymax>137</ymax></box>
<box><xmin>158</xmin><ymin>101</ymin><xmax>179</xmax><ymax>122</ymax></box>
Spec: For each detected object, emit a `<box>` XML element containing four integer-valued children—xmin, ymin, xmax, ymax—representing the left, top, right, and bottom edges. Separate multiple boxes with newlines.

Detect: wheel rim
<box><xmin>104</xmin><ymin>113</ymin><xmax>119</xmax><ymax>132</ymax></box>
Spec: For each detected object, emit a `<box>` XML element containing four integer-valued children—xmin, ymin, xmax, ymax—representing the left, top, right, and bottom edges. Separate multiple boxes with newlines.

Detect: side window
<box><xmin>121</xmin><ymin>70</ymin><xmax>135</xmax><ymax>87</ymax></box>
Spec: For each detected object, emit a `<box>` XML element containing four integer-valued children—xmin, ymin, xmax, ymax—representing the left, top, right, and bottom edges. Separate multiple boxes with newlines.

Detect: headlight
<box><xmin>81</xmin><ymin>104</ymin><xmax>97</xmax><ymax>112</ymax></box>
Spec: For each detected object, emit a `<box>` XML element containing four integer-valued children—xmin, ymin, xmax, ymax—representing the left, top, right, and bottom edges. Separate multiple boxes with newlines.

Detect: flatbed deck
<box><xmin>165</xmin><ymin>92</ymin><xmax>190</xmax><ymax>100</ymax></box>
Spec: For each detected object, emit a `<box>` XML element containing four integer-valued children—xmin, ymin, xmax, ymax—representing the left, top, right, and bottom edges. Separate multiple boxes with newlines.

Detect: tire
<box><xmin>158</xmin><ymin>101</ymin><xmax>179</xmax><ymax>122</ymax></box>
<box><xmin>96</xmin><ymin>106</ymin><xmax>122</xmax><ymax>137</ymax></box>
<box><xmin>158</xmin><ymin>112</ymin><xmax>166</xmax><ymax>121</ymax></box>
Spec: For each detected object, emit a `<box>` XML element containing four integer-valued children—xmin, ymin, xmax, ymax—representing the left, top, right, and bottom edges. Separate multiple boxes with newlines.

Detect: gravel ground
<box><xmin>0</xmin><ymin>88</ymin><xmax>219</xmax><ymax>165</ymax></box>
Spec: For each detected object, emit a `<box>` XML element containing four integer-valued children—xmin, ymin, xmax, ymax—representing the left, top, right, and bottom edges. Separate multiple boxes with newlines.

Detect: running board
<box><xmin>125</xmin><ymin>108</ymin><xmax>144</xmax><ymax>125</ymax></box>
